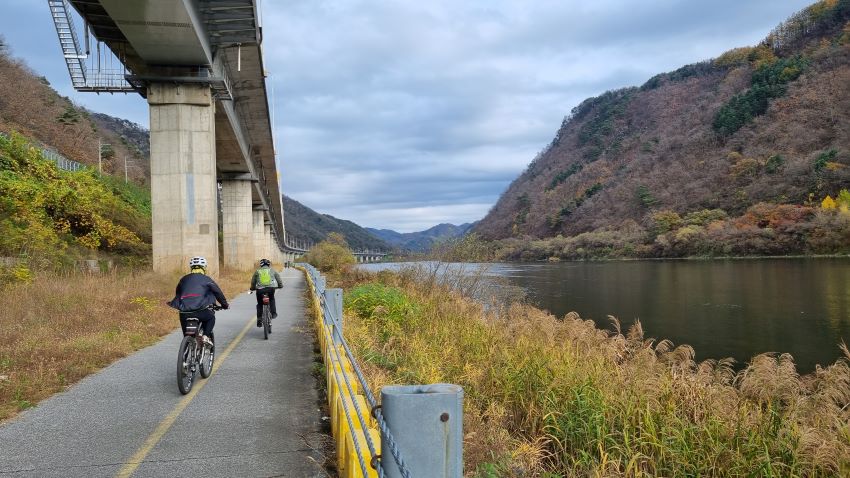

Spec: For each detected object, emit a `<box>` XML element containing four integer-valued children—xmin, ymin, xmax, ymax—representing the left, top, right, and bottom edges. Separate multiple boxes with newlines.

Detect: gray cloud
<box><xmin>266</xmin><ymin>0</ymin><xmax>813</xmax><ymax>231</ymax></box>
<box><xmin>2</xmin><ymin>0</ymin><xmax>814</xmax><ymax>232</ymax></box>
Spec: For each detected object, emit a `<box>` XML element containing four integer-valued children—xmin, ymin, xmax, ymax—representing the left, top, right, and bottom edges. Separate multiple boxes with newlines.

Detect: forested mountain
<box><xmin>366</xmin><ymin>223</ymin><xmax>475</xmax><ymax>252</ymax></box>
<box><xmin>89</xmin><ymin>112</ymin><xmax>150</xmax><ymax>168</ymax></box>
<box><xmin>282</xmin><ymin>195</ymin><xmax>390</xmax><ymax>252</ymax></box>
<box><xmin>474</xmin><ymin>1</ymin><xmax>850</xmax><ymax>257</ymax></box>
<box><xmin>0</xmin><ymin>41</ymin><xmax>149</xmax><ymax>183</ymax></box>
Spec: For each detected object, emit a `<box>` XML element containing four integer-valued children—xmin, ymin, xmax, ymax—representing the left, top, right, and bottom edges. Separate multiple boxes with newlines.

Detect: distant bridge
<box><xmin>49</xmin><ymin>0</ymin><xmax>294</xmax><ymax>272</ymax></box>
<box><xmin>353</xmin><ymin>250</ymin><xmax>389</xmax><ymax>263</ymax></box>
<box><xmin>282</xmin><ymin>238</ymin><xmax>388</xmax><ymax>263</ymax></box>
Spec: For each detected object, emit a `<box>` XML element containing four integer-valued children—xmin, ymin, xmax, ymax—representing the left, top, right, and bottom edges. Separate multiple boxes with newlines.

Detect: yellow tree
<box><xmin>822</xmin><ymin>195</ymin><xmax>837</xmax><ymax>210</ymax></box>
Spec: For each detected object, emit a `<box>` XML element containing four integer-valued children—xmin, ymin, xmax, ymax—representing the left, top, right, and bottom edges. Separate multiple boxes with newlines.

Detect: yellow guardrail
<box><xmin>298</xmin><ymin>265</ymin><xmax>380</xmax><ymax>477</ymax></box>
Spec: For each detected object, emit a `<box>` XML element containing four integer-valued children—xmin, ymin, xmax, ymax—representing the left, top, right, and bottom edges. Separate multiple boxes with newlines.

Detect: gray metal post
<box><xmin>381</xmin><ymin>383</ymin><xmax>463</xmax><ymax>477</ymax></box>
<box><xmin>325</xmin><ymin>288</ymin><xmax>343</xmax><ymax>330</ymax></box>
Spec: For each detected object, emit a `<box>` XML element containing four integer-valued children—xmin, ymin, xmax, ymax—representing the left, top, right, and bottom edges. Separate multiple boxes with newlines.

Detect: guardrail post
<box><xmin>381</xmin><ymin>383</ymin><xmax>463</xmax><ymax>477</ymax></box>
<box><xmin>325</xmin><ymin>288</ymin><xmax>343</xmax><ymax>325</ymax></box>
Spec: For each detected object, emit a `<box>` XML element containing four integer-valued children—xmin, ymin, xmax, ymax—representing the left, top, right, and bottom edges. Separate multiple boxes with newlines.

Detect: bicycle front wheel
<box><xmin>177</xmin><ymin>336</ymin><xmax>196</xmax><ymax>394</ymax></box>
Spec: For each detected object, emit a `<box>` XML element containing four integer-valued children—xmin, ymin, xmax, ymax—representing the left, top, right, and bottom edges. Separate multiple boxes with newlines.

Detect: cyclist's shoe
<box><xmin>202</xmin><ymin>336</ymin><xmax>213</xmax><ymax>346</ymax></box>
<box><xmin>272</xmin><ymin>313</ymin><xmax>278</xmax><ymax>319</ymax></box>
<box><xmin>256</xmin><ymin>317</ymin><xmax>262</xmax><ymax>327</ymax></box>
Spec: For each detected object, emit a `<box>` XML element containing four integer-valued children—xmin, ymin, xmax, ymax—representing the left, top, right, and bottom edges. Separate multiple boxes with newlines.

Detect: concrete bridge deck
<box><xmin>0</xmin><ymin>269</ymin><xmax>329</xmax><ymax>478</ymax></box>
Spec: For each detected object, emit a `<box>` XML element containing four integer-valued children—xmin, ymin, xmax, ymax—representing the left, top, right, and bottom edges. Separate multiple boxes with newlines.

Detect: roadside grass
<box><xmin>0</xmin><ymin>269</ymin><xmax>248</xmax><ymax>422</ymax></box>
<box><xmin>341</xmin><ymin>268</ymin><xmax>850</xmax><ymax>477</ymax></box>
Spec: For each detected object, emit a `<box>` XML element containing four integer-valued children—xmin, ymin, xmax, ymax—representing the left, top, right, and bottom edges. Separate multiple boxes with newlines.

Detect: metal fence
<box><xmin>41</xmin><ymin>148</ymin><xmax>84</xmax><ymax>172</ymax></box>
<box><xmin>0</xmin><ymin>132</ymin><xmax>85</xmax><ymax>172</ymax></box>
<box><xmin>298</xmin><ymin>263</ymin><xmax>463</xmax><ymax>477</ymax></box>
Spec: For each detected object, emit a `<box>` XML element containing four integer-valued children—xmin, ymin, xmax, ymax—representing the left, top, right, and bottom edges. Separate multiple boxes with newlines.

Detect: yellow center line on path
<box><xmin>114</xmin><ymin>316</ymin><xmax>256</xmax><ymax>478</ymax></box>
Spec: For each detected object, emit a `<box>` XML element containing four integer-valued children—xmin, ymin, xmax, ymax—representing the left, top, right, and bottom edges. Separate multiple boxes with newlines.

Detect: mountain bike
<box><xmin>177</xmin><ymin>304</ymin><xmax>221</xmax><ymax>395</ymax></box>
<box><xmin>259</xmin><ymin>291</ymin><xmax>272</xmax><ymax>340</ymax></box>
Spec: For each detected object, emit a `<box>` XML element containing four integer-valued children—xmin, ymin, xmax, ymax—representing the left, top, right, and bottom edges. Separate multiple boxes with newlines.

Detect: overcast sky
<box><xmin>2</xmin><ymin>0</ymin><xmax>813</xmax><ymax>232</ymax></box>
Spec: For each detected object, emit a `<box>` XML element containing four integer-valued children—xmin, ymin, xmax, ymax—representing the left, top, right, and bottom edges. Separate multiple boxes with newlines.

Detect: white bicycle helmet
<box><xmin>189</xmin><ymin>256</ymin><xmax>207</xmax><ymax>269</ymax></box>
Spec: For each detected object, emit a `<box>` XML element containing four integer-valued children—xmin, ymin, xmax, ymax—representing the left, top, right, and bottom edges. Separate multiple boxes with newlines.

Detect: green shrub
<box><xmin>651</xmin><ymin>210</ymin><xmax>684</xmax><ymax>235</ymax></box>
<box><xmin>713</xmin><ymin>57</ymin><xmax>808</xmax><ymax>137</ymax></box>
<box><xmin>685</xmin><ymin>208</ymin><xmax>728</xmax><ymax>226</ymax></box>
<box><xmin>636</xmin><ymin>185</ymin><xmax>658</xmax><ymax>208</ymax></box>
<box><xmin>573</xmin><ymin>185</ymin><xmax>603</xmax><ymax>208</ymax></box>
<box><xmin>346</xmin><ymin>282</ymin><xmax>415</xmax><ymax>322</ymax></box>
<box><xmin>0</xmin><ymin>132</ymin><xmax>150</xmax><ymax>267</ymax></box>
<box><xmin>546</xmin><ymin>163</ymin><xmax>583</xmax><ymax>191</ymax></box>
<box><xmin>514</xmin><ymin>193</ymin><xmax>531</xmax><ymax>226</ymax></box>
<box><xmin>814</xmin><ymin>149</ymin><xmax>838</xmax><ymax>172</ymax></box>
<box><xmin>302</xmin><ymin>232</ymin><xmax>356</xmax><ymax>275</ymax></box>
<box><xmin>345</xmin><ymin>282</ymin><xmax>418</xmax><ymax>342</ymax></box>
<box><xmin>584</xmin><ymin>183</ymin><xmax>603</xmax><ymax>198</ymax></box>
<box><xmin>575</xmin><ymin>89</ymin><xmax>635</xmax><ymax>147</ymax></box>
<box><xmin>765</xmin><ymin>154</ymin><xmax>785</xmax><ymax>174</ymax></box>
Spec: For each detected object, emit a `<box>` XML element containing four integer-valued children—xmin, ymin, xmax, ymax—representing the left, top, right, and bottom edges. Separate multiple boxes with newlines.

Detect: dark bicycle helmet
<box><xmin>259</xmin><ymin>258</ymin><xmax>271</xmax><ymax>267</ymax></box>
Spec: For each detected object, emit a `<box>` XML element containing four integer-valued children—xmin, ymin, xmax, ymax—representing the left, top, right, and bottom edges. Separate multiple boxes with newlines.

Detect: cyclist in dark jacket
<box><xmin>168</xmin><ymin>256</ymin><xmax>229</xmax><ymax>345</ymax></box>
<box><xmin>250</xmin><ymin>258</ymin><xmax>283</xmax><ymax>327</ymax></box>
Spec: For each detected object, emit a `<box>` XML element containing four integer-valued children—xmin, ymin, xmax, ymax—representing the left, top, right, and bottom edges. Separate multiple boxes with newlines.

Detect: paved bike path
<box><xmin>0</xmin><ymin>269</ymin><xmax>328</xmax><ymax>478</ymax></box>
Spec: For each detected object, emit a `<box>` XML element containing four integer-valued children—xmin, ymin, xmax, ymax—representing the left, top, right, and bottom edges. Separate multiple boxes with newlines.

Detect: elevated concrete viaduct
<box><xmin>50</xmin><ymin>0</ymin><xmax>300</xmax><ymax>273</ymax></box>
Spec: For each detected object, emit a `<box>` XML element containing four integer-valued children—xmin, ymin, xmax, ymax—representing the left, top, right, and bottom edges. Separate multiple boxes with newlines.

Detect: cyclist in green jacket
<box><xmin>250</xmin><ymin>258</ymin><xmax>283</xmax><ymax>327</ymax></box>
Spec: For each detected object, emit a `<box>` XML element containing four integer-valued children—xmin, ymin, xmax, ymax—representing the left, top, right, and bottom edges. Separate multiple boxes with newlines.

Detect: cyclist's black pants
<box><xmin>256</xmin><ymin>288</ymin><xmax>278</xmax><ymax>320</ymax></box>
<box><xmin>179</xmin><ymin>309</ymin><xmax>216</xmax><ymax>344</ymax></box>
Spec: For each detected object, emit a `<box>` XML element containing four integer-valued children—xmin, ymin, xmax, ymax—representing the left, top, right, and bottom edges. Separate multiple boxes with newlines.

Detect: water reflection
<box><xmin>362</xmin><ymin>258</ymin><xmax>850</xmax><ymax>372</ymax></box>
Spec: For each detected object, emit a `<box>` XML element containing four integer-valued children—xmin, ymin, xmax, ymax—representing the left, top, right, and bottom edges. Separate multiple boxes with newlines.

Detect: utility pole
<box><xmin>97</xmin><ymin>139</ymin><xmax>111</xmax><ymax>175</ymax></box>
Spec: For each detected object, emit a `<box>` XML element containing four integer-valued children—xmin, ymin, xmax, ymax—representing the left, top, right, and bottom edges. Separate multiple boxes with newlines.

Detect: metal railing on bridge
<box><xmin>298</xmin><ymin>263</ymin><xmax>463</xmax><ymax>477</ymax></box>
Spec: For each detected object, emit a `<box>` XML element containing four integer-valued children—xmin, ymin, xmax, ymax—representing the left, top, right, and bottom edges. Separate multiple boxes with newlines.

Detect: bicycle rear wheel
<box><xmin>200</xmin><ymin>340</ymin><xmax>214</xmax><ymax>378</ymax></box>
<box><xmin>177</xmin><ymin>336</ymin><xmax>196</xmax><ymax>394</ymax></box>
<box><xmin>263</xmin><ymin>305</ymin><xmax>270</xmax><ymax>340</ymax></box>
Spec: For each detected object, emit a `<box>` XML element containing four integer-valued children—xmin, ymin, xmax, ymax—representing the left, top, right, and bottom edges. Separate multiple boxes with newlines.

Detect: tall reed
<box><xmin>342</xmin><ymin>268</ymin><xmax>850</xmax><ymax>477</ymax></box>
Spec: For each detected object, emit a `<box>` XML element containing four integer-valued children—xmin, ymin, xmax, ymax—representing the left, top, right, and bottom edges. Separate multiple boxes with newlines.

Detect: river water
<box><xmin>362</xmin><ymin>258</ymin><xmax>850</xmax><ymax>373</ymax></box>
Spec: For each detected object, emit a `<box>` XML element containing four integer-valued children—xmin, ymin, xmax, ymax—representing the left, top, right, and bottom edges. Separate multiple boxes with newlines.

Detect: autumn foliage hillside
<box><xmin>0</xmin><ymin>133</ymin><xmax>151</xmax><ymax>275</ymax></box>
<box><xmin>474</xmin><ymin>0</ymin><xmax>850</xmax><ymax>257</ymax></box>
<box><xmin>0</xmin><ymin>40</ymin><xmax>147</xmax><ymax>182</ymax></box>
